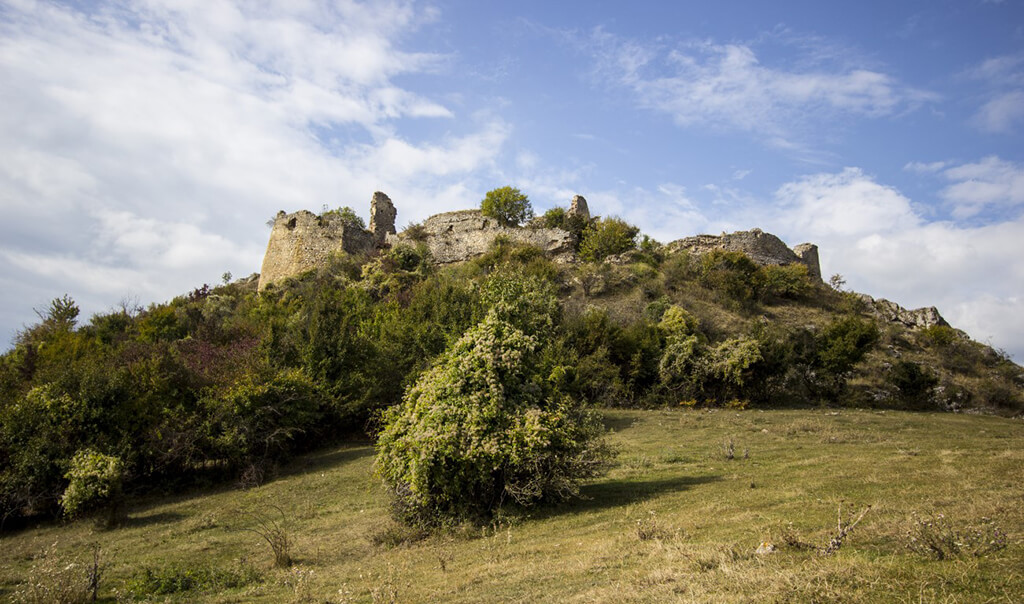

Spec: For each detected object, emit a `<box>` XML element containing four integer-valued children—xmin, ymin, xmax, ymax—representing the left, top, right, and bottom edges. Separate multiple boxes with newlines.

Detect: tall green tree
<box><xmin>481</xmin><ymin>186</ymin><xmax>534</xmax><ymax>227</ymax></box>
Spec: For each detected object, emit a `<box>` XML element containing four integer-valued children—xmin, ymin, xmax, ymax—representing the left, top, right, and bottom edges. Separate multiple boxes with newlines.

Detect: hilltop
<box><xmin>0</xmin><ymin>189</ymin><xmax>1020</xmax><ymax>527</ymax></box>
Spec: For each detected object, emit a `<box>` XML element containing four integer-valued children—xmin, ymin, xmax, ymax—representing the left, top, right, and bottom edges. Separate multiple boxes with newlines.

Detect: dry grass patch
<box><xmin>0</xmin><ymin>411</ymin><xmax>1022</xmax><ymax>602</ymax></box>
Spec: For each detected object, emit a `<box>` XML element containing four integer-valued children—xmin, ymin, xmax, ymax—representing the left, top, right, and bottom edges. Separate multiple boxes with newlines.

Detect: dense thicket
<box><xmin>1</xmin><ymin>231</ymin><xmax>1020</xmax><ymax>526</ymax></box>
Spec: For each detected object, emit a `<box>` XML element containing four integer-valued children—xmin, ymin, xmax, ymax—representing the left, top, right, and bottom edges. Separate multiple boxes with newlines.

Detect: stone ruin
<box><xmin>259</xmin><ymin>192</ymin><xmax>576</xmax><ymax>291</ymax></box>
<box><xmin>255</xmin><ymin>190</ymin><xmax>951</xmax><ymax>329</ymax></box>
<box><xmin>665</xmin><ymin>228</ymin><xmax>821</xmax><ymax>279</ymax></box>
<box><xmin>258</xmin><ymin>192</ymin><xmax>822</xmax><ymax>290</ymax></box>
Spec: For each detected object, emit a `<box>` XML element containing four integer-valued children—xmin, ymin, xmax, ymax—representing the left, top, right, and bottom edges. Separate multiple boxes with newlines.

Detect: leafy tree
<box><xmin>579</xmin><ymin>217</ymin><xmax>639</xmax><ymax>261</ymax></box>
<box><xmin>540</xmin><ymin>207</ymin><xmax>566</xmax><ymax>229</ymax></box>
<box><xmin>888</xmin><ymin>361</ymin><xmax>939</xmax><ymax>408</ymax></box>
<box><xmin>321</xmin><ymin>205</ymin><xmax>366</xmax><ymax>229</ymax></box>
<box><xmin>40</xmin><ymin>294</ymin><xmax>80</xmax><ymax>331</ymax></box>
<box><xmin>481</xmin><ymin>186</ymin><xmax>534</xmax><ymax>227</ymax></box>
<box><xmin>816</xmin><ymin>316</ymin><xmax>879</xmax><ymax>376</ymax></box>
<box><xmin>60</xmin><ymin>448</ymin><xmax>124</xmax><ymax>523</ymax></box>
<box><xmin>375</xmin><ymin>314</ymin><xmax>610</xmax><ymax>526</ymax></box>
<box><xmin>698</xmin><ymin>250</ymin><xmax>761</xmax><ymax>305</ymax></box>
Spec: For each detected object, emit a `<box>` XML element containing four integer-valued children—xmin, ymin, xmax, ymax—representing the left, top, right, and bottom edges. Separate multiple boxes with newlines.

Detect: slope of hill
<box><xmin>1</xmin><ymin>204</ymin><xmax>1021</xmax><ymax>526</ymax></box>
<box><xmin>1</xmin><ymin>408</ymin><xmax>1021</xmax><ymax>602</ymax></box>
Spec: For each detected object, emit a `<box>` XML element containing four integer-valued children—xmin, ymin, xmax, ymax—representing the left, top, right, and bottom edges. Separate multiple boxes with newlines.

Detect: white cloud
<box><xmin>940</xmin><ymin>156</ymin><xmax>1024</xmax><ymax>219</ymax></box>
<box><xmin>755</xmin><ymin>167</ymin><xmax>1024</xmax><ymax>361</ymax></box>
<box><xmin>903</xmin><ymin>160</ymin><xmax>948</xmax><ymax>174</ymax></box>
<box><xmin>584</xmin><ymin>30</ymin><xmax>934</xmax><ymax>148</ymax></box>
<box><xmin>972</xmin><ymin>91</ymin><xmax>1024</xmax><ymax>133</ymax></box>
<box><xmin>966</xmin><ymin>53</ymin><xmax>1024</xmax><ymax>134</ymax></box>
<box><xmin>0</xmin><ymin>0</ymin><xmax>510</xmax><ymax>345</ymax></box>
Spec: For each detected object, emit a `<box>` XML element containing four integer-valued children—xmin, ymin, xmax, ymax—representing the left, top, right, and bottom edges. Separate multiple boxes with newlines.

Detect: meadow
<box><xmin>2</xmin><ymin>407</ymin><xmax>1022</xmax><ymax>603</ymax></box>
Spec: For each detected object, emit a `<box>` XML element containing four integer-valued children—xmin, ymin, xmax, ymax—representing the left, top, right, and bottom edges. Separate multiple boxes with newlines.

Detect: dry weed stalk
<box><xmin>782</xmin><ymin>501</ymin><xmax>872</xmax><ymax>556</ymax></box>
<box><xmin>821</xmin><ymin>501</ymin><xmax>872</xmax><ymax>556</ymax></box>
<box><xmin>239</xmin><ymin>504</ymin><xmax>293</xmax><ymax>567</ymax></box>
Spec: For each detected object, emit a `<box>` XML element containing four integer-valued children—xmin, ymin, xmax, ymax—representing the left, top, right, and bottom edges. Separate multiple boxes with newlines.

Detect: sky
<box><xmin>1</xmin><ymin>0</ymin><xmax>1023</xmax><ymax>360</ymax></box>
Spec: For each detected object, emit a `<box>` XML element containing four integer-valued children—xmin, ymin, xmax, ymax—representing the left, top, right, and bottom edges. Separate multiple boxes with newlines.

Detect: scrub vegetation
<box><xmin>0</xmin><ymin>205</ymin><xmax>1021</xmax><ymax>601</ymax></box>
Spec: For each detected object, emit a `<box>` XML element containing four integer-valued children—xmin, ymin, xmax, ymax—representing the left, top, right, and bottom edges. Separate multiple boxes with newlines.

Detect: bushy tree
<box><xmin>481</xmin><ymin>186</ymin><xmax>534</xmax><ymax>227</ymax></box>
<box><xmin>320</xmin><ymin>205</ymin><xmax>366</xmax><ymax>229</ymax></box>
<box><xmin>60</xmin><ymin>448</ymin><xmax>124</xmax><ymax>523</ymax></box>
<box><xmin>579</xmin><ymin>217</ymin><xmax>639</xmax><ymax>261</ymax></box>
<box><xmin>375</xmin><ymin>315</ymin><xmax>609</xmax><ymax>525</ymax></box>
<box><xmin>698</xmin><ymin>250</ymin><xmax>761</xmax><ymax>305</ymax></box>
<box><xmin>375</xmin><ymin>277</ymin><xmax>610</xmax><ymax>526</ymax></box>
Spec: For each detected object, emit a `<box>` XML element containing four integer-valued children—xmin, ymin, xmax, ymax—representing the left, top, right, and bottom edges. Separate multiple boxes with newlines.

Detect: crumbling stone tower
<box><xmin>370</xmin><ymin>191</ymin><xmax>397</xmax><ymax>245</ymax></box>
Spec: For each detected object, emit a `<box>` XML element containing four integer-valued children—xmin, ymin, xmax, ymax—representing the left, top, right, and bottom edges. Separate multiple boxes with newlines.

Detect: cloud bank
<box><xmin>0</xmin><ymin>0</ymin><xmax>507</xmax><ymax>341</ymax></box>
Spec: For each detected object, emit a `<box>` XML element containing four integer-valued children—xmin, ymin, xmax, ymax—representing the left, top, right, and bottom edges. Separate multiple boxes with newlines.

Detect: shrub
<box><xmin>540</xmin><ymin>207</ymin><xmax>566</xmax><ymax>229</ymax></box>
<box><xmin>658</xmin><ymin>305</ymin><xmax>699</xmax><ymax>337</ymax></box>
<box><xmin>919</xmin><ymin>325</ymin><xmax>959</xmax><ymax>348</ymax></box>
<box><xmin>10</xmin><ymin>542</ymin><xmax>95</xmax><ymax>604</ymax></box>
<box><xmin>205</xmin><ymin>368</ymin><xmax>325</xmax><ymax>467</ymax></box>
<box><xmin>375</xmin><ymin>314</ymin><xmax>611</xmax><ymax>526</ymax></box>
<box><xmin>906</xmin><ymin>513</ymin><xmax>1007</xmax><ymax>560</ymax></box>
<box><xmin>403</xmin><ymin>221</ymin><xmax>429</xmax><ymax>242</ymax></box>
<box><xmin>481</xmin><ymin>186</ymin><xmax>533</xmax><ymax>227</ymax></box>
<box><xmin>887</xmin><ymin>361</ymin><xmax>939</xmax><ymax>408</ymax></box>
<box><xmin>709</xmin><ymin>337</ymin><xmax>763</xmax><ymax>389</ymax></box>
<box><xmin>816</xmin><ymin>316</ymin><xmax>879</xmax><ymax>376</ymax></box>
<box><xmin>579</xmin><ymin>217</ymin><xmax>639</xmax><ymax>262</ymax></box>
<box><xmin>320</xmin><ymin>205</ymin><xmax>366</xmax><ymax>229</ymax></box>
<box><xmin>361</xmin><ymin>243</ymin><xmax>432</xmax><ymax>298</ymax></box>
<box><xmin>759</xmin><ymin>264</ymin><xmax>813</xmax><ymax>300</ymax></box>
<box><xmin>123</xmin><ymin>562</ymin><xmax>262</xmax><ymax>597</ymax></box>
<box><xmin>663</xmin><ymin>254</ymin><xmax>696</xmax><ymax>289</ymax></box>
<box><xmin>60</xmin><ymin>449</ymin><xmax>124</xmax><ymax>522</ymax></box>
<box><xmin>698</xmin><ymin>250</ymin><xmax>761</xmax><ymax>306</ymax></box>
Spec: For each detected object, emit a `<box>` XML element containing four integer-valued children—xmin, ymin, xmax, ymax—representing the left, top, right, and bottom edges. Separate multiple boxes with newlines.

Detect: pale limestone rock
<box><xmin>855</xmin><ymin>294</ymin><xmax>950</xmax><ymax>329</ymax></box>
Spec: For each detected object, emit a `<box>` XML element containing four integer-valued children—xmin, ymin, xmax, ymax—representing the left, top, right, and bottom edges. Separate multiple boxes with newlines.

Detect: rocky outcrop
<box><xmin>369</xmin><ymin>191</ymin><xmax>397</xmax><ymax>245</ymax></box>
<box><xmin>665</xmin><ymin>229</ymin><xmax>822</xmax><ymax>280</ymax></box>
<box><xmin>417</xmin><ymin>210</ymin><xmax>576</xmax><ymax>264</ymax></box>
<box><xmin>258</xmin><ymin>210</ymin><xmax>374</xmax><ymax>291</ymax></box>
<box><xmin>856</xmin><ymin>294</ymin><xmax>949</xmax><ymax>329</ymax></box>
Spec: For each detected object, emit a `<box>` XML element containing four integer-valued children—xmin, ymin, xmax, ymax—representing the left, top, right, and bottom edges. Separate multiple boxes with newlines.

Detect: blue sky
<box><xmin>2</xmin><ymin>0</ymin><xmax>1023</xmax><ymax>360</ymax></box>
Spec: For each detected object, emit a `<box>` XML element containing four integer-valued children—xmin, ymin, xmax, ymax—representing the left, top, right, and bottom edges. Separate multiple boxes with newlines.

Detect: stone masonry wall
<box><xmin>258</xmin><ymin>210</ymin><xmax>374</xmax><ymax>291</ymax></box>
<box><xmin>416</xmin><ymin>210</ymin><xmax>576</xmax><ymax>264</ymax></box>
<box><xmin>665</xmin><ymin>228</ymin><xmax>822</xmax><ymax>280</ymax></box>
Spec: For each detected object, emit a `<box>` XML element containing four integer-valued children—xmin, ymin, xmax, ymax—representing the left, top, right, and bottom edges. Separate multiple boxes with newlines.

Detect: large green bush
<box><xmin>698</xmin><ymin>250</ymin><xmax>761</xmax><ymax>306</ymax></box>
<box><xmin>60</xmin><ymin>448</ymin><xmax>124</xmax><ymax>521</ymax></box>
<box><xmin>481</xmin><ymin>186</ymin><xmax>534</xmax><ymax>227</ymax></box>
<box><xmin>375</xmin><ymin>312</ymin><xmax>610</xmax><ymax>526</ymax></box>
<box><xmin>579</xmin><ymin>217</ymin><xmax>639</xmax><ymax>261</ymax></box>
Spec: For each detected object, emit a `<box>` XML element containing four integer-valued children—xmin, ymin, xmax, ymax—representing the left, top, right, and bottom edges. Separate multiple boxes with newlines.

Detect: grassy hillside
<box><xmin>3</xmin><ymin>407</ymin><xmax>1022</xmax><ymax>603</ymax></box>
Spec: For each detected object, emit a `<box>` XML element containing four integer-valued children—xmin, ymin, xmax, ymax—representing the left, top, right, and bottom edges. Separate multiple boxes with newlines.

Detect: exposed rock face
<box><xmin>418</xmin><ymin>210</ymin><xmax>576</xmax><ymax>264</ymax></box>
<box><xmin>568</xmin><ymin>194</ymin><xmax>590</xmax><ymax>221</ymax></box>
<box><xmin>665</xmin><ymin>229</ymin><xmax>822</xmax><ymax>279</ymax></box>
<box><xmin>856</xmin><ymin>294</ymin><xmax>949</xmax><ymax>329</ymax></box>
<box><xmin>369</xmin><ymin>191</ymin><xmax>397</xmax><ymax>245</ymax></box>
<box><xmin>258</xmin><ymin>210</ymin><xmax>374</xmax><ymax>291</ymax></box>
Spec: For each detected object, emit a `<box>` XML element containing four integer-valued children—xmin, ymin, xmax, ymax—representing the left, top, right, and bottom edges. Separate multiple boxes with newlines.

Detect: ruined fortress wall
<box><xmin>666</xmin><ymin>229</ymin><xmax>822</xmax><ymax>280</ymax></box>
<box><xmin>257</xmin><ymin>194</ymin><xmax>824</xmax><ymax>292</ymax></box>
<box><xmin>419</xmin><ymin>210</ymin><xmax>576</xmax><ymax>264</ymax></box>
<box><xmin>258</xmin><ymin>210</ymin><xmax>374</xmax><ymax>291</ymax></box>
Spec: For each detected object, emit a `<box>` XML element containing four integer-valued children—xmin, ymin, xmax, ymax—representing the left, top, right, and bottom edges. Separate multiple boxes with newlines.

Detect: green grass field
<box><xmin>2</xmin><ymin>408</ymin><xmax>1022</xmax><ymax>603</ymax></box>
